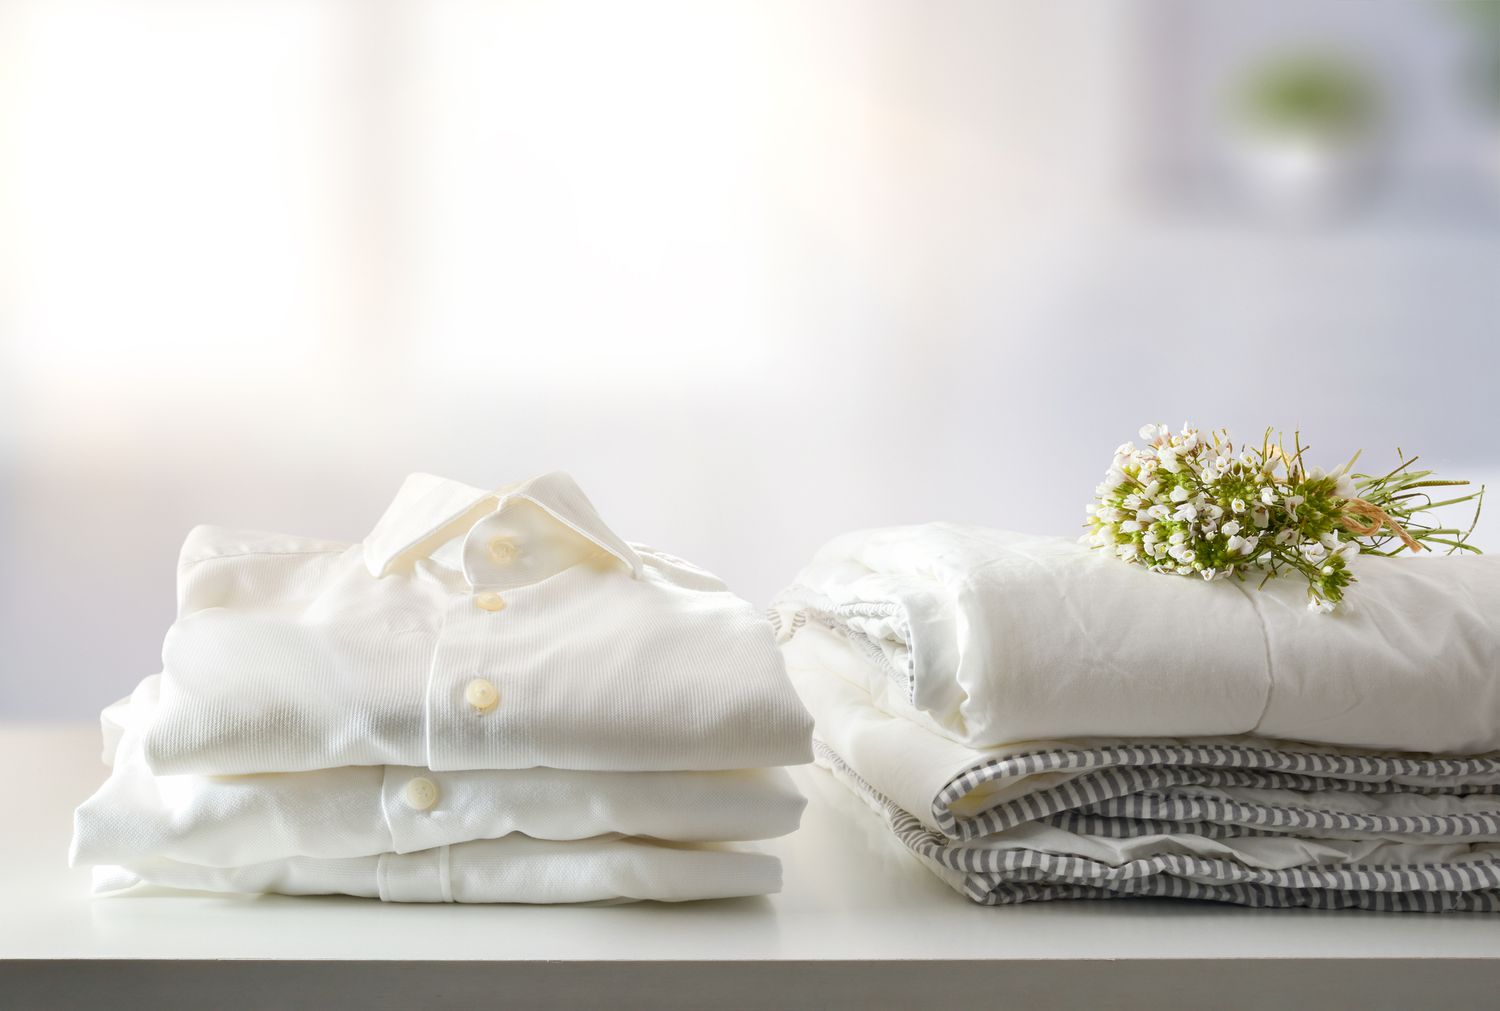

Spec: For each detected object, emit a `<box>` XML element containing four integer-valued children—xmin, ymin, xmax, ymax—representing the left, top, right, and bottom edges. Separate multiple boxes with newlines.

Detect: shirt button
<box><xmin>403</xmin><ymin>777</ymin><xmax>439</xmax><ymax>811</ymax></box>
<box><xmin>474</xmin><ymin>591</ymin><xmax>506</xmax><ymax>612</ymax></box>
<box><xmin>487</xmin><ymin>537</ymin><xmax>520</xmax><ymax>564</ymax></box>
<box><xmin>465</xmin><ymin>677</ymin><xmax>499</xmax><ymax>714</ymax></box>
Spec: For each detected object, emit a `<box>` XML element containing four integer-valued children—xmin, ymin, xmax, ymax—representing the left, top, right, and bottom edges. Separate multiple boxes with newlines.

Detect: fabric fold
<box><xmin>777</xmin><ymin>523</ymin><xmax>1500</xmax><ymax>754</ymax></box>
<box><xmin>94</xmin><ymin>836</ymin><xmax>782</xmax><ymax>904</ymax></box>
<box><xmin>73</xmin><ymin>472</ymin><xmax>813</xmax><ymax>905</ymax></box>
<box><xmin>149</xmin><ymin>471</ymin><xmax>812</xmax><ymax>776</ymax></box>
<box><xmin>780</xmin><ymin>579</ymin><xmax>1500</xmax><ymax>913</ymax></box>
<box><xmin>73</xmin><ymin>676</ymin><xmax>807</xmax><ymax>868</ymax></box>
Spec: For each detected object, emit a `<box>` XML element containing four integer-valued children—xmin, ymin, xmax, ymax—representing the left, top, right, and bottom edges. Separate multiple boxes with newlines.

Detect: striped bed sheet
<box><xmin>815</xmin><ymin>740</ymin><xmax>1500</xmax><ymax>912</ymax></box>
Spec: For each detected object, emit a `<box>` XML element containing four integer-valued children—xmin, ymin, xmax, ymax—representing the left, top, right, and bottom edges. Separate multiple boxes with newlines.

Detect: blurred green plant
<box><xmin>1234</xmin><ymin>53</ymin><xmax>1379</xmax><ymax>142</ymax></box>
<box><xmin>1449</xmin><ymin>1</ymin><xmax>1500</xmax><ymax>113</ymax></box>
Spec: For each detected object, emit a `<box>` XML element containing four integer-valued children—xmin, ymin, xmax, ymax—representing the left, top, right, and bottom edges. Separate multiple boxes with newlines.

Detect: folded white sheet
<box><xmin>776</xmin><ymin>523</ymin><xmax>1500</xmax><ymax>754</ymax></box>
<box><xmin>784</xmin><ymin>624</ymin><xmax>1500</xmax><ymax>912</ymax></box>
<box><xmin>94</xmin><ymin>835</ymin><xmax>781</xmax><ymax>903</ymax></box>
<box><xmin>73</xmin><ymin>676</ymin><xmax>806</xmax><ymax>869</ymax></box>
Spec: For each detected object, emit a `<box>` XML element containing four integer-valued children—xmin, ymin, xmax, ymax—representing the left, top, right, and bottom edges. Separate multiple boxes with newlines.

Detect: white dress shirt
<box><xmin>73</xmin><ymin>676</ymin><xmax>808</xmax><ymax>869</ymax></box>
<box><xmin>146</xmin><ymin>472</ymin><xmax>813</xmax><ymax>775</ymax></box>
<box><xmin>94</xmin><ymin>836</ymin><xmax>783</xmax><ymax>904</ymax></box>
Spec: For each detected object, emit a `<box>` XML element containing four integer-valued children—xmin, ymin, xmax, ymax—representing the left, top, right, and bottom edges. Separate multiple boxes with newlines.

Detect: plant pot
<box><xmin>1230</xmin><ymin>131</ymin><xmax>1375</xmax><ymax>223</ymax></box>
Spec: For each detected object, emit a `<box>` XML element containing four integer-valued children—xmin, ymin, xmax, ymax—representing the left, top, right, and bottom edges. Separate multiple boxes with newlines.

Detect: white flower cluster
<box><xmin>1085</xmin><ymin>423</ymin><xmax>1361</xmax><ymax>611</ymax></box>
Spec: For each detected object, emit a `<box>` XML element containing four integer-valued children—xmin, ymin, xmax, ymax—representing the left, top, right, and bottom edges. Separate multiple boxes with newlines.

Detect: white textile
<box><xmin>95</xmin><ymin>835</ymin><xmax>782</xmax><ymax>904</ymax></box>
<box><xmin>73</xmin><ymin>676</ymin><xmax>807</xmax><ymax>869</ymax></box>
<box><xmin>777</xmin><ymin>523</ymin><xmax>1500</xmax><ymax>754</ymax></box>
<box><xmin>148</xmin><ymin>471</ymin><xmax>812</xmax><ymax>775</ymax></box>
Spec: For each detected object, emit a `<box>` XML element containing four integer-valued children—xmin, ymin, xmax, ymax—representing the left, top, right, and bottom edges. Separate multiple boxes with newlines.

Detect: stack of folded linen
<box><xmin>773</xmin><ymin>523</ymin><xmax>1500</xmax><ymax>912</ymax></box>
<box><xmin>72</xmin><ymin>472</ymin><xmax>813</xmax><ymax>904</ymax></box>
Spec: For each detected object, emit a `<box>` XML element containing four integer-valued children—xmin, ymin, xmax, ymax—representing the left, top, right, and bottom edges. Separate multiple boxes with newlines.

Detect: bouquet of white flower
<box><xmin>1085</xmin><ymin>424</ymin><xmax>1485</xmax><ymax>612</ymax></box>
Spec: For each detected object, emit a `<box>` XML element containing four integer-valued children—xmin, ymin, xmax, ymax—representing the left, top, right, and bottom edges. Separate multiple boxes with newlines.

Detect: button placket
<box><xmin>467</xmin><ymin>590</ymin><xmax>503</xmax><ymax>716</ymax></box>
<box><xmin>429</xmin><ymin>546</ymin><xmax>556</xmax><ymax>771</ymax></box>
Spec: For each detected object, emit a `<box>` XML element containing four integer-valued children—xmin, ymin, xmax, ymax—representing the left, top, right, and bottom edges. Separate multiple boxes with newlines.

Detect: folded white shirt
<box><xmin>73</xmin><ymin>676</ymin><xmax>807</xmax><ymax>869</ymax></box>
<box><xmin>147</xmin><ymin>471</ymin><xmax>812</xmax><ymax>775</ymax></box>
<box><xmin>94</xmin><ymin>835</ymin><xmax>782</xmax><ymax>904</ymax></box>
<box><xmin>776</xmin><ymin>523</ymin><xmax>1500</xmax><ymax>754</ymax></box>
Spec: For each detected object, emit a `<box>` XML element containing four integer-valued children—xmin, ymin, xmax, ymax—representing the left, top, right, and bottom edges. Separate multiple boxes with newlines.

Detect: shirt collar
<box><xmin>363</xmin><ymin>472</ymin><xmax>642</xmax><ymax>580</ymax></box>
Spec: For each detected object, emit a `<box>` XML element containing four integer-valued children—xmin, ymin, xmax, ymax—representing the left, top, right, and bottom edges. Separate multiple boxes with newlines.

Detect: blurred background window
<box><xmin>3</xmin><ymin>0</ymin><xmax>1498</xmax><ymax>718</ymax></box>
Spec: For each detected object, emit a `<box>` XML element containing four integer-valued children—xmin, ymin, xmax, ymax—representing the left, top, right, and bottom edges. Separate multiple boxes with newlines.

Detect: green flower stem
<box><xmin>1423</xmin><ymin>537</ymin><xmax>1483</xmax><ymax>553</ymax></box>
<box><xmin>1087</xmin><ymin>426</ymin><xmax>1484</xmax><ymax>612</ymax></box>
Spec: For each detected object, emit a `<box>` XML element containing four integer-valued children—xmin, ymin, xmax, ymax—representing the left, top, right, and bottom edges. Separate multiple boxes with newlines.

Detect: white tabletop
<box><xmin>4</xmin><ymin>725</ymin><xmax>1500</xmax><ymax>1008</ymax></box>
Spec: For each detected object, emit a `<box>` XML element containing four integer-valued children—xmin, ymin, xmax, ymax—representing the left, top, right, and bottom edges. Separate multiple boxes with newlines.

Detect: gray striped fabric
<box><xmin>815</xmin><ymin>741</ymin><xmax>1500</xmax><ymax>912</ymax></box>
<box><xmin>930</xmin><ymin>743</ymin><xmax>1500</xmax><ymax>840</ymax></box>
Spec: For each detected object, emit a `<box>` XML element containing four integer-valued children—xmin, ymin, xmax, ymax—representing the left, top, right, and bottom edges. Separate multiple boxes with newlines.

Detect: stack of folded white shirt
<box><xmin>774</xmin><ymin>523</ymin><xmax>1500</xmax><ymax>912</ymax></box>
<box><xmin>73</xmin><ymin>472</ymin><xmax>814</xmax><ymax>904</ymax></box>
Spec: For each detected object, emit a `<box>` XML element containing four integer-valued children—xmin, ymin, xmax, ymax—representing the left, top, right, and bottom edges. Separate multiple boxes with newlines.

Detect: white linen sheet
<box><xmin>783</xmin><ymin>624</ymin><xmax>1500</xmax><ymax>912</ymax></box>
<box><xmin>776</xmin><ymin>523</ymin><xmax>1500</xmax><ymax>754</ymax></box>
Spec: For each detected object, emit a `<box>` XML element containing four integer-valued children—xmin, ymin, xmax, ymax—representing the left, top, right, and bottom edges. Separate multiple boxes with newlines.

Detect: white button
<box><xmin>465</xmin><ymin>677</ymin><xmax>499</xmax><ymax>714</ymax></box>
<box><xmin>403</xmin><ymin>777</ymin><xmax>439</xmax><ymax>811</ymax></box>
<box><xmin>474</xmin><ymin>591</ymin><xmax>506</xmax><ymax>612</ymax></box>
<box><xmin>487</xmin><ymin>537</ymin><xmax>520</xmax><ymax>564</ymax></box>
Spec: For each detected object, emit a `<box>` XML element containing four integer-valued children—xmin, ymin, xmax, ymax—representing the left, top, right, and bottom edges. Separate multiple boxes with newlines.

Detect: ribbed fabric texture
<box><xmin>74</xmin><ymin>472</ymin><xmax>813</xmax><ymax>903</ymax></box>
